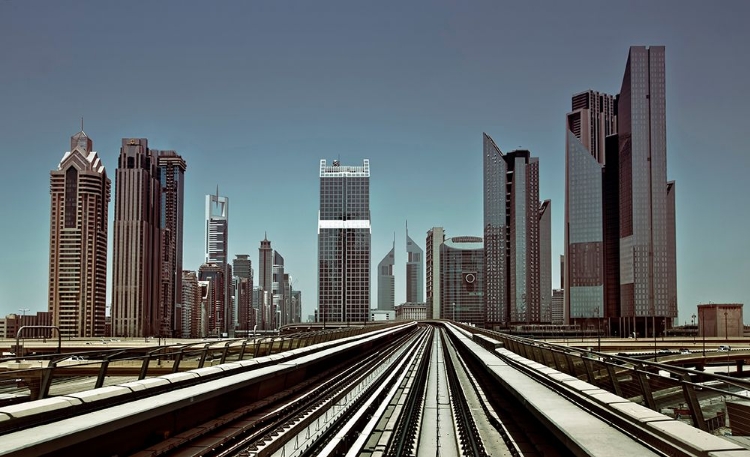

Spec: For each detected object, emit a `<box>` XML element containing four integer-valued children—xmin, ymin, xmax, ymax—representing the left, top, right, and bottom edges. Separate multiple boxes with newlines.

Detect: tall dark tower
<box><xmin>112</xmin><ymin>138</ymin><xmax>162</xmax><ymax>337</ymax></box>
<box><xmin>617</xmin><ymin>46</ymin><xmax>676</xmax><ymax>337</ymax></box>
<box><xmin>259</xmin><ymin>235</ymin><xmax>273</xmax><ymax>329</ymax></box>
<box><xmin>157</xmin><ymin>151</ymin><xmax>186</xmax><ymax>337</ymax></box>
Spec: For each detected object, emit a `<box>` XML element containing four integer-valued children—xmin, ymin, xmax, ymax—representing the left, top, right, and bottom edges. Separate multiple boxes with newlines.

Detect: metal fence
<box><xmin>0</xmin><ymin>326</ymin><xmax>377</xmax><ymax>401</ymax></box>
<box><xmin>465</xmin><ymin>325</ymin><xmax>750</xmax><ymax>433</ymax></box>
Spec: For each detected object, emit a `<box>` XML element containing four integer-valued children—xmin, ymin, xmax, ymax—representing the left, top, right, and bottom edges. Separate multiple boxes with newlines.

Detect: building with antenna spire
<box><xmin>48</xmin><ymin>128</ymin><xmax>110</xmax><ymax>337</ymax></box>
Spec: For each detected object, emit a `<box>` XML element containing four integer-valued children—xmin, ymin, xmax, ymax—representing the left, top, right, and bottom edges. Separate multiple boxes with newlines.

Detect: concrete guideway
<box><xmin>446</xmin><ymin>323</ymin><xmax>750</xmax><ymax>456</ymax></box>
<box><xmin>3</xmin><ymin>321</ymin><xmax>750</xmax><ymax>456</ymax></box>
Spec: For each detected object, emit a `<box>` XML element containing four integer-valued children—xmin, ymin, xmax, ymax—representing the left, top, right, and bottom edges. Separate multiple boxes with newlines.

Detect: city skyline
<box><xmin>3</xmin><ymin>2</ymin><xmax>750</xmax><ymax>324</ymax></box>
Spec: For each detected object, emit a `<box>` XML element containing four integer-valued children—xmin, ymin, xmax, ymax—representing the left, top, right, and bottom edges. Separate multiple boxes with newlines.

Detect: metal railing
<box><xmin>0</xmin><ymin>326</ymin><xmax>378</xmax><ymax>401</ymax></box>
<box><xmin>463</xmin><ymin>324</ymin><xmax>750</xmax><ymax>433</ymax></box>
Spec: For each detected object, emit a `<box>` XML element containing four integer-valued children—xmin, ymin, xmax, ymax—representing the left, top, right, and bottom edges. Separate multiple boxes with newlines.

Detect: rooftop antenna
<box><xmin>216</xmin><ymin>185</ymin><xmax>219</xmax><ymax>199</ymax></box>
<box><xmin>81</xmin><ymin>117</ymin><xmax>84</xmax><ymax>132</ymax></box>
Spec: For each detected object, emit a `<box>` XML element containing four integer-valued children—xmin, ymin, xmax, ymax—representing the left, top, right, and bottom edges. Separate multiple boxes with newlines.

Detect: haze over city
<box><xmin>1</xmin><ymin>0</ymin><xmax>749</xmax><ymax>324</ymax></box>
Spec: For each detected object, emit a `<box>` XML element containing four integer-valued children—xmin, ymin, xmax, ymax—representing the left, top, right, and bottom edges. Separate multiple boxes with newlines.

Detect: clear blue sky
<box><xmin>1</xmin><ymin>1</ymin><xmax>748</xmax><ymax>324</ymax></box>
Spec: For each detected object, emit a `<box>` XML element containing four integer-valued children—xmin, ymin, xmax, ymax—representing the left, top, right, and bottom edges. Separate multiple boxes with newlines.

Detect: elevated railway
<box><xmin>0</xmin><ymin>322</ymin><xmax>749</xmax><ymax>456</ymax></box>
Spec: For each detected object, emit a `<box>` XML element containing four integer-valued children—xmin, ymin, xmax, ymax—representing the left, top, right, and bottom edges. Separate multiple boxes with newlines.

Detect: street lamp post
<box><xmin>595</xmin><ymin>308</ymin><xmax>601</xmax><ymax>352</ymax></box>
<box><xmin>724</xmin><ymin>311</ymin><xmax>729</xmax><ymax>341</ymax></box>
<box><xmin>692</xmin><ymin>314</ymin><xmax>696</xmax><ymax>343</ymax></box>
<box><xmin>700</xmin><ymin>308</ymin><xmax>705</xmax><ymax>356</ymax></box>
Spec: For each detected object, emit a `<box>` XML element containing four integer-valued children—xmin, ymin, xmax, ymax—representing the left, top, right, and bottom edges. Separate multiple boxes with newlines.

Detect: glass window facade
<box><xmin>440</xmin><ymin>237</ymin><xmax>484</xmax><ymax>327</ymax></box>
<box><xmin>317</xmin><ymin>160</ymin><xmax>371</xmax><ymax>323</ymax></box>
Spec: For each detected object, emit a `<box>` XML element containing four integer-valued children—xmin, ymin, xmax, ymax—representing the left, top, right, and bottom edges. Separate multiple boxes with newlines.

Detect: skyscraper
<box><xmin>483</xmin><ymin>134</ymin><xmax>550</xmax><ymax>326</ymax></box>
<box><xmin>272</xmin><ymin>251</ymin><xmax>285</xmax><ymax>328</ymax></box>
<box><xmin>181</xmin><ymin>270</ymin><xmax>199</xmax><ymax>338</ymax></box>
<box><xmin>426</xmin><ymin>227</ymin><xmax>445</xmax><ymax>319</ymax></box>
<box><xmin>317</xmin><ymin>159</ymin><xmax>371</xmax><ymax>323</ymax></box>
<box><xmin>48</xmin><ymin>129</ymin><xmax>110</xmax><ymax>337</ymax></box>
<box><xmin>205</xmin><ymin>188</ymin><xmax>228</xmax><ymax>264</ymax></box>
<box><xmin>157</xmin><ymin>150</ymin><xmax>186</xmax><ymax>337</ymax></box>
<box><xmin>405</xmin><ymin>224</ymin><xmax>424</xmax><ymax>303</ymax></box>
<box><xmin>377</xmin><ymin>240</ymin><xmax>395</xmax><ymax>311</ymax></box>
<box><xmin>617</xmin><ymin>46</ymin><xmax>676</xmax><ymax>336</ymax></box>
<box><xmin>233</xmin><ymin>254</ymin><xmax>253</xmax><ymax>332</ymax></box>
<box><xmin>258</xmin><ymin>235</ymin><xmax>273</xmax><ymax>329</ymax></box>
<box><xmin>483</xmin><ymin>134</ymin><xmax>508</xmax><ymax>328</ymax></box>
<box><xmin>564</xmin><ymin>90</ymin><xmax>616</xmax><ymax>325</ymax></box>
<box><xmin>291</xmin><ymin>289</ymin><xmax>302</xmax><ymax>324</ymax></box>
<box><xmin>440</xmin><ymin>236</ymin><xmax>484</xmax><ymax>326</ymax></box>
<box><xmin>112</xmin><ymin>138</ymin><xmax>162</xmax><ymax>337</ymax></box>
<box><xmin>564</xmin><ymin>46</ymin><xmax>677</xmax><ymax>337</ymax></box>
<box><xmin>198</xmin><ymin>262</ymin><xmax>229</xmax><ymax>336</ymax></box>
<box><xmin>539</xmin><ymin>200</ymin><xmax>552</xmax><ymax>323</ymax></box>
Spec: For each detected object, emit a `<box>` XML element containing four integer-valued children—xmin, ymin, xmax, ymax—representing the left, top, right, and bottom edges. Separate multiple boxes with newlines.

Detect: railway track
<box><xmin>5</xmin><ymin>322</ymin><xmax>741</xmax><ymax>456</ymax></box>
<box><xmin>132</xmin><ymin>326</ymin><xmax>428</xmax><ymax>457</ymax></box>
<box><xmin>136</xmin><ymin>326</ymin><xmax>564</xmax><ymax>457</ymax></box>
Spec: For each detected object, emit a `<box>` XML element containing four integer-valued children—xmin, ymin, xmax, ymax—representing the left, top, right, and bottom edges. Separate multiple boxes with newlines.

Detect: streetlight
<box><xmin>692</xmin><ymin>314</ymin><xmax>696</xmax><ymax>343</ymax></box>
<box><xmin>594</xmin><ymin>307</ymin><xmax>601</xmax><ymax>352</ymax></box>
<box><xmin>700</xmin><ymin>308</ymin><xmax>705</xmax><ymax>357</ymax></box>
<box><xmin>724</xmin><ymin>310</ymin><xmax>729</xmax><ymax>341</ymax></box>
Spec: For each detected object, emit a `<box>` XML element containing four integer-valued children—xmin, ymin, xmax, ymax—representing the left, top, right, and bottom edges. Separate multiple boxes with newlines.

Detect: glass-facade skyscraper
<box><xmin>317</xmin><ymin>159</ymin><xmax>371</xmax><ymax>323</ymax></box>
<box><xmin>617</xmin><ymin>46</ymin><xmax>676</xmax><ymax>335</ymax></box>
<box><xmin>440</xmin><ymin>236</ymin><xmax>484</xmax><ymax>327</ymax></box>
<box><xmin>564</xmin><ymin>91</ymin><xmax>616</xmax><ymax>322</ymax></box>
<box><xmin>483</xmin><ymin>134</ymin><xmax>550</xmax><ymax>326</ymax></box>
<box><xmin>483</xmin><ymin>134</ymin><xmax>507</xmax><ymax>327</ymax></box>
<box><xmin>564</xmin><ymin>46</ymin><xmax>677</xmax><ymax>337</ymax></box>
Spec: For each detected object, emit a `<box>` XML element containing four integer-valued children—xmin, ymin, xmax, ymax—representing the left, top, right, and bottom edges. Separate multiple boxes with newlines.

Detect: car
<box><xmin>718</xmin><ymin>345</ymin><xmax>731</xmax><ymax>352</ymax></box>
<box><xmin>657</xmin><ymin>349</ymin><xmax>672</xmax><ymax>355</ymax></box>
<box><xmin>679</xmin><ymin>348</ymin><xmax>691</xmax><ymax>354</ymax></box>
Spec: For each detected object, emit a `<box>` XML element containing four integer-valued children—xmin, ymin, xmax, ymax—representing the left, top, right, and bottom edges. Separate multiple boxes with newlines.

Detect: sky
<box><xmin>1</xmin><ymin>1</ymin><xmax>749</xmax><ymax>324</ymax></box>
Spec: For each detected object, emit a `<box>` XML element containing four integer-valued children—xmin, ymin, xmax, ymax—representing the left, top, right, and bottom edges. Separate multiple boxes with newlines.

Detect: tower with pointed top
<box><xmin>405</xmin><ymin>223</ymin><xmax>424</xmax><ymax>303</ymax></box>
<box><xmin>377</xmin><ymin>239</ymin><xmax>395</xmax><ymax>311</ymax></box>
<box><xmin>258</xmin><ymin>234</ymin><xmax>273</xmax><ymax>329</ymax></box>
<box><xmin>49</xmin><ymin>130</ymin><xmax>110</xmax><ymax>337</ymax></box>
<box><xmin>112</xmin><ymin>138</ymin><xmax>162</xmax><ymax>337</ymax></box>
